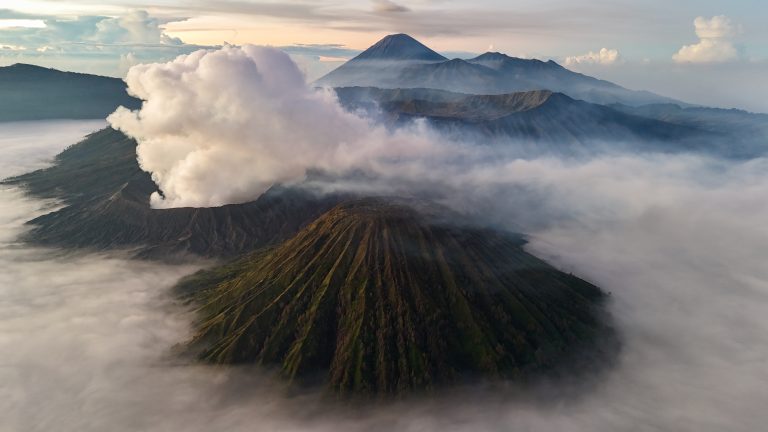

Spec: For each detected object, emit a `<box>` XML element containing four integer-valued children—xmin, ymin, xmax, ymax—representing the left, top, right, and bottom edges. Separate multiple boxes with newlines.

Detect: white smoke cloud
<box><xmin>565</xmin><ymin>48</ymin><xmax>621</xmax><ymax>66</ymax></box>
<box><xmin>109</xmin><ymin>45</ymin><xmax>439</xmax><ymax>208</ymax></box>
<box><xmin>674</xmin><ymin>16</ymin><xmax>740</xmax><ymax>64</ymax></box>
<box><xmin>3</xmin><ymin>121</ymin><xmax>768</xmax><ymax>431</ymax></box>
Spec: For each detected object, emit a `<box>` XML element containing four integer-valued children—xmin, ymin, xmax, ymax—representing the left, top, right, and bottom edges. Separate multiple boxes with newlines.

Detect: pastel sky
<box><xmin>1</xmin><ymin>0</ymin><xmax>767</xmax><ymax>111</ymax></box>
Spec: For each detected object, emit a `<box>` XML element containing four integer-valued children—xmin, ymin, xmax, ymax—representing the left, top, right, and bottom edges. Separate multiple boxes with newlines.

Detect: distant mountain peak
<box><xmin>6</xmin><ymin>63</ymin><xmax>50</xmax><ymax>71</ymax></box>
<box><xmin>441</xmin><ymin>57</ymin><xmax>469</xmax><ymax>65</ymax></box>
<box><xmin>2</xmin><ymin>63</ymin><xmax>108</xmax><ymax>77</ymax></box>
<box><xmin>546</xmin><ymin>59</ymin><xmax>565</xmax><ymax>68</ymax></box>
<box><xmin>316</xmin><ymin>37</ymin><xmax>680</xmax><ymax>106</ymax></box>
<box><xmin>473</xmin><ymin>52</ymin><xmax>509</xmax><ymax>60</ymax></box>
<box><xmin>469</xmin><ymin>52</ymin><xmax>559</xmax><ymax>69</ymax></box>
<box><xmin>352</xmin><ymin>33</ymin><xmax>447</xmax><ymax>62</ymax></box>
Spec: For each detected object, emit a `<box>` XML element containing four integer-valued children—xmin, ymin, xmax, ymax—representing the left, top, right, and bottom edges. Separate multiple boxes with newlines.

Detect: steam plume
<box><xmin>108</xmin><ymin>45</ymin><xmax>436</xmax><ymax>208</ymax></box>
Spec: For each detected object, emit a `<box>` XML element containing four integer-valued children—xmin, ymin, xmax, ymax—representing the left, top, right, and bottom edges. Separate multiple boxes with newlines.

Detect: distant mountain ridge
<box><xmin>334</xmin><ymin>87</ymin><xmax>768</xmax><ymax>157</ymax></box>
<box><xmin>0</xmin><ymin>63</ymin><xmax>139</xmax><ymax>122</ymax></box>
<box><xmin>317</xmin><ymin>34</ymin><xmax>680</xmax><ymax>107</ymax></box>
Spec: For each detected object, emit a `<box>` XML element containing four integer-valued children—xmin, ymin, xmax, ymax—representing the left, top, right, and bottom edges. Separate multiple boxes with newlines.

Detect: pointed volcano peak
<box><xmin>352</xmin><ymin>33</ymin><xmax>447</xmax><ymax>62</ymax></box>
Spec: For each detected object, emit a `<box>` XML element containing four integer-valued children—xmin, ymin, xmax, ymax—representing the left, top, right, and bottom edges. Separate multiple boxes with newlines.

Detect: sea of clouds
<box><xmin>2</xmin><ymin>47</ymin><xmax>768</xmax><ymax>430</ymax></box>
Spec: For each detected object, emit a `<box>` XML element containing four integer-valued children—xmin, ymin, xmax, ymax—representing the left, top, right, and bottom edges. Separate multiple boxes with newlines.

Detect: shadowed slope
<box><xmin>353</xmin><ymin>33</ymin><xmax>446</xmax><ymax>62</ymax></box>
<box><xmin>180</xmin><ymin>200</ymin><xmax>614</xmax><ymax>396</ymax></box>
<box><xmin>317</xmin><ymin>34</ymin><xmax>677</xmax><ymax>106</ymax></box>
<box><xmin>335</xmin><ymin>87</ymin><xmax>705</xmax><ymax>152</ymax></box>
<box><xmin>2</xmin><ymin>128</ymin><xmax>343</xmax><ymax>258</ymax></box>
<box><xmin>334</xmin><ymin>86</ymin><xmax>767</xmax><ymax>157</ymax></box>
<box><xmin>0</xmin><ymin>64</ymin><xmax>140</xmax><ymax>122</ymax></box>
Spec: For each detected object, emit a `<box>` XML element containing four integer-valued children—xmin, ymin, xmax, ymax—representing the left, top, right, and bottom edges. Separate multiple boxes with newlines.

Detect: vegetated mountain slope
<box><xmin>397</xmin><ymin>58</ymin><xmax>501</xmax><ymax>95</ymax></box>
<box><xmin>386</xmin><ymin>90</ymin><xmax>555</xmax><ymax>121</ymax></box>
<box><xmin>425</xmin><ymin>92</ymin><xmax>698</xmax><ymax>144</ymax></box>
<box><xmin>466</xmin><ymin>52</ymin><xmax>675</xmax><ymax>106</ymax></box>
<box><xmin>317</xmin><ymin>34</ymin><xmax>677</xmax><ymax>106</ymax></box>
<box><xmin>2</xmin><ymin>128</ymin><xmax>343</xmax><ymax>258</ymax></box>
<box><xmin>335</xmin><ymin>87</ymin><xmax>704</xmax><ymax>152</ymax></box>
<box><xmin>178</xmin><ymin>199</ymin><xmax>615</xmax><ymax>397</ymax></box>
<box><xmin>0</xmin><ymin>64</ymin><xmax>140</xmax><ymax>122</ymax></box>
<box><xmin>336</xmin><ymin>86</ymin><xmax>551</xmax><ymax>120</ymax></box>
<box><xmin>609</xmin><ymin>103</ymin><xmax>768</xmax><ymax>157</ymax></box>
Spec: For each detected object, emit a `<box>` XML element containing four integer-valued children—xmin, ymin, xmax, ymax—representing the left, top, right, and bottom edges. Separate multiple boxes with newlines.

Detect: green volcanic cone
<box><xmin>178</xmin><ymin>199</ymin><xmax>613</xmax><ymax>396</ymax></box>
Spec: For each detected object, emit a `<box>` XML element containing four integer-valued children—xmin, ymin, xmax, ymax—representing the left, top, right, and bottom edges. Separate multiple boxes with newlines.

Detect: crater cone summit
<box><xmin>179</xmin><ymin>199</ymin><xmax>614</xmax><ymax>396</ymax></box>
<box><xmin>352</xmin><ymin>33</ymin><xmax>447</xmax><ymax>62</ymax></box>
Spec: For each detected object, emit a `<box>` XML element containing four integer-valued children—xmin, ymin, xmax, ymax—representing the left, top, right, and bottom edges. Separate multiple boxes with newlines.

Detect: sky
<box><xmin>1</xmin><ymin>0</ymin><xmax>767</xmax><ymax>111</ymax></box>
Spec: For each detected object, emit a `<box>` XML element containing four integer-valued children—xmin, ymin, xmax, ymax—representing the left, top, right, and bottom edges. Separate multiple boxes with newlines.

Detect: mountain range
<box><xmin>5</xmin><ymin>32</ymin><xmax>766</xmax><ymax>396</ymax></box>
<box><xmin>2</xmin><ymin>34</ymin><xmax>765</xmax><ymax>157</ymax></box>
<box><xmin>335</xmin><ymin>86</ymin><xmax>767</xmax><ymax>157</ymax></box>
<box><xmin>0</xmin><ymin>63</ymin><xmax>139</xmax><ymax>122</ymax></box>
<box><xmin>317</xmin><ymin>34</ymin><xmax>679</xmax><ymax>107</ymax></box>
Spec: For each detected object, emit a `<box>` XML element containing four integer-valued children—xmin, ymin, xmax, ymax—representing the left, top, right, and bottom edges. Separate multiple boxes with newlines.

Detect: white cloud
<box><xmin>118</xmin><ymin>52</ymin><xmax>140</xmax><ymax>75</ymax></box>
<box><xmin>692</xmin><ymin>15</ymin><xmax>737</xmax><ymax>39</ymax></box>
<box><xmin>1</xmin><ymin>10</ymin><xmax>182</xmax><ymax>49</ymax></box>
<box><xmin>565</xmin><ymin>48</ymin><xmax>621</xmax><ymax>66</ymax></box>
<box><xmin>90</xmin><ymin>10</ymin><xmax>183</xmax><ymax>45</ymax></box>
<box><xmin>0</xmin><ymin>19</ymin><xmax>45</xmax><ymax>29</ymax></box>
<box><xmin>0</xmin><ymin>10</ymin><xmax>200</xmax><ymax>76</ymax></box>
<box><xmin>0</xmin><ymin>44</ymin><xmax>25</xmax><ymax>51</ymax></box>
<box><xmin>674</xmin><ymin>15</ymin><xmax>740</xmax><ymax>64</ymax></box>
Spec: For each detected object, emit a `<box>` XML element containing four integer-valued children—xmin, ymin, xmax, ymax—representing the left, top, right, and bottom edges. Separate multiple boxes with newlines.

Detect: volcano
<box><xmin>316</xmin><ymin>34</ymin><xmax>679</xmax><ymax>106</ymax></box>
<box><xmin>179</xmin><ymin>199</ymin><xmax>614</xmax><ymax>396</ymax></box>
<box><xmin>352</xmin><ymin>33</ymin><xmax>447</xmax><ymax>62</ymax></box>
<box><xmin>2</xmin><ymin>128</ymin><xmax>343</xmax><ymax>258</ymax></box>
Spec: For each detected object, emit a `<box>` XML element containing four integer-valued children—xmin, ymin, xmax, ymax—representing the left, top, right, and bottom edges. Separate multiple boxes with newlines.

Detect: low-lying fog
<box><xmin>1</xmin><ymin>120</ymin><xmax>767</xmax><ymax>431</ymax></box>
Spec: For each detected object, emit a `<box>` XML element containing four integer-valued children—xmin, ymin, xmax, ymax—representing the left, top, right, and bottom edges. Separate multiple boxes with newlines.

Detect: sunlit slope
<box><xmin>180</xmin><ymin>200</ymin><xmax>613</xmax><ymax>396</ymax></box>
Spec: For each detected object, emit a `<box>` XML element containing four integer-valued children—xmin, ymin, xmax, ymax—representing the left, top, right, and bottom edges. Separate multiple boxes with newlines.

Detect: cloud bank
<box><xmin>0</xmin><ymin>120</ymin><xmax>106</xmax><ymax>177</ymax></box>
<box><xmin>0</xmin><ymin>10</ymin><xmax>181</xmax><ymax>49</ymax></box>
<box><xmin>673</xmin><ymin>15</ymin><xmax>740</xmax><ymax>64</ymax></box>
<box><xmin>0</xmin><ymin>10</ymin><xmax>203</xmax><ymax>76</ymax></box>
<box><xmin>565</xmin><ymin>48</ymin><xmax>621</xmax><ymax>66</ymax></box>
